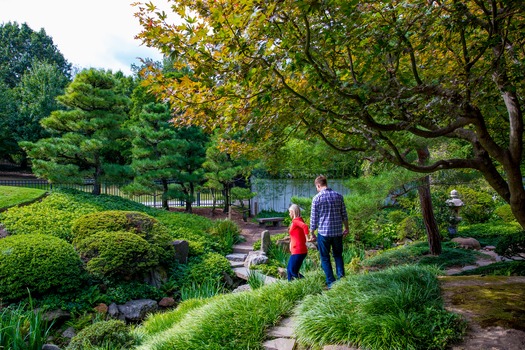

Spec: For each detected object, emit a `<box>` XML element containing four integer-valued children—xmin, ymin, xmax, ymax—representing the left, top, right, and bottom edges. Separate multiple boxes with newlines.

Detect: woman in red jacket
<box><xmin>287</xmin><ymin>204</ymin><xmax>309</xmax><ymax>281</ymax></box>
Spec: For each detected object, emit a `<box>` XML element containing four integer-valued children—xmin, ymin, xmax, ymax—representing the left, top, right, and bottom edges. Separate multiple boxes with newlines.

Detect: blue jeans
<box><xmin>287</xmin><ymin>253</ymin><xmax>307</xmax><ymax>281</ymax></box>
<box><xmin>317</xmin><ymin>234</ymin><xmax>344</xmax><ymax>286</ymax></box>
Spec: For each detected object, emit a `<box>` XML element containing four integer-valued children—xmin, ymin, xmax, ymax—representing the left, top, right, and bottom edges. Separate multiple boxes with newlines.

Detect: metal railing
<box><xmin>0</xmin><ymin>180</ymin><xmax>225</xmax><ymax>208</ymax></box>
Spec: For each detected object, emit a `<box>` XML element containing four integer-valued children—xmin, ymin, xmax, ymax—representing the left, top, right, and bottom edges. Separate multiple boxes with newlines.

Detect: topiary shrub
<box><xmin>71</xmin><ymin>210</ymin><xmax>174</xmax><ymax>262</ymax></box>
<box><xmin>76</xmin><ymin>231</ymin><xmax>159</xmax><ymax>280</ymax></box>
<box><xmin>66</xmin><ymin>320</ymin><xmax>136</xmax><ymax>350</ymax></box>
<box><xmin>0</xmin><ymin>234</ymin><xmax>83</xmax><ymax>301</ymax></box>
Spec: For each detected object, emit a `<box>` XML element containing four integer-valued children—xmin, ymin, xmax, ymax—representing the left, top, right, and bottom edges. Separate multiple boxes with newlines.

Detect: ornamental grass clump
<box><xmin>294</xmin><ymin>265</ymin><xmax>466</xmax><ymax>350</ymax></box>
<box><xmin>136</xmin><ymin>273</ymin><xmax>325</xmax><ymax>350</ymax></box>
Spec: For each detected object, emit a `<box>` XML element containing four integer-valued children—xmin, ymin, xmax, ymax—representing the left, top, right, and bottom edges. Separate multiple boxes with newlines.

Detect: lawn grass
<box><xmin>0</xmin><ymin>186</ymin><xmax>46</xmax><ymax>210</ymax></box>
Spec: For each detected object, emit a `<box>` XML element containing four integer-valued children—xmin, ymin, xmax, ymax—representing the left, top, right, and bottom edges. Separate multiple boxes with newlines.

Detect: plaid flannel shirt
<box><xmin>310</xmin><ymin>188</ymin><xmax>348</xmax><ymax>237</ymax></box>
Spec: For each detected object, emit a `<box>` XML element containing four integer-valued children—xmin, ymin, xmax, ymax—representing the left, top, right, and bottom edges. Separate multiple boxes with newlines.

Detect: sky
<box><xmin>0</xmin><ymin>0</ymin><xmax>172</xmax><ymax>76</ymax></box>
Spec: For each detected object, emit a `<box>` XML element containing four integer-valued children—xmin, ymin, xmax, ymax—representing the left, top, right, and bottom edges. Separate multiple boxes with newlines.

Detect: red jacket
<box><xmin>289</xmin><ymin>217</ymin><xmax>309</xmax><ymax>255</ymax></box>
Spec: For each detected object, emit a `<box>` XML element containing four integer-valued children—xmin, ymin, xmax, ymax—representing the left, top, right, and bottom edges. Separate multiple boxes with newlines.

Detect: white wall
<box><xmin>249</xmin><ymin>177</ymin><xmax>350</xmax><ymax>215</ymax></box>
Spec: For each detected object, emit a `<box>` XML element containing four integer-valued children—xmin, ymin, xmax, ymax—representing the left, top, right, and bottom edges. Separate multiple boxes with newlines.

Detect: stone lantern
<box><xmin>445</xmin><ymin>189</ymin><xmax>464</xmax><ymax>237</ymax></box>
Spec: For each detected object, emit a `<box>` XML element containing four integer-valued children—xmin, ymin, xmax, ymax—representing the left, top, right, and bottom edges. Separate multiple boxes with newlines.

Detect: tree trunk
<box><xmin>417</xmin><ymin>147</ymin><xmax>442</xmax><ymax>255</ymax></box>
<box><xmin>92</xmin><ymin>163</ymin><xmax>102</xmax><ymax>195</ymax></box>
<box><xmin>161</xmin><ymin>179</ymin><xmax>169</xmax><ymax>210</ymax></box>
<box><xmin>418</xmin><ymin>175</ymin><xmax>442</xmax><ymax>255</ymax></box>
<box><xmin>185</xmin><ymin>183</ymin><xmax>193</xmax><ymax>213</ymax></box>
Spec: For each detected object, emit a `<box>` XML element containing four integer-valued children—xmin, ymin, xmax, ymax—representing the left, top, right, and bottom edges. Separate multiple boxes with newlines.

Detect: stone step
<box><xmin>226</xmin><ymin>253</ymin><xmax>247</xmax><ymax>262</ymax></box>
<box><xmin>232</xmin><ymin>244</ymin><xmax>253</xmax><ymax>254</ymax></box>
<box><xmin>232</xmin><ymin>267</ymin><xmax>279</xmax><ymax>284</ymax></box>
<box><xmin>262</xmin><ymin>338</ymin><xmax>296</xmax><ymax>350</ymax></box>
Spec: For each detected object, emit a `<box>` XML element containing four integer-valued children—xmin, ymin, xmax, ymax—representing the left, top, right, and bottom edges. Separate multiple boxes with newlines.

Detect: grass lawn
<box><xmin>0</xmin><ymin>186</ymin><xmax>47</xmax><ymax>210</ymax></box>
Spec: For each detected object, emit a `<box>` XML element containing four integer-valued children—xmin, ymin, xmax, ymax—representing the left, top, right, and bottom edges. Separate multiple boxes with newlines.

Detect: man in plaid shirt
<box><xmin>309</xmin><ymin>175</ymin><xmax>349</xmax><ymax>288</ymax></box>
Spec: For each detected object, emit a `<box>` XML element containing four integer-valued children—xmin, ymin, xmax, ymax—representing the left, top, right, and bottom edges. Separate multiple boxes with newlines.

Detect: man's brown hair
<box><xmin>315</xmin><ymin>175</ymin><xmax>327</xmax><ymax>187</ymax></box>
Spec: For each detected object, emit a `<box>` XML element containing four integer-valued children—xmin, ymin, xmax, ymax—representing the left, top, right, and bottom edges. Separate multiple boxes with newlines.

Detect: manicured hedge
<box><xmin>0</xmin><ymin>234</ymin><xmax>83</xmax><ymax>300</ymax></box>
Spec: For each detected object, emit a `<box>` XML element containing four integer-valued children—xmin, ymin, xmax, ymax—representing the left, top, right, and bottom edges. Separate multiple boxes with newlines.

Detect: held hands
<box><xmin>343</xmin><ymin>228</ymin><xmax>349</xmax><ymax>237</ymax></box>
<box><xmin>308</xmin><ymin>232</ymin><xmax>317</xmax><ymax>242</ymax></box>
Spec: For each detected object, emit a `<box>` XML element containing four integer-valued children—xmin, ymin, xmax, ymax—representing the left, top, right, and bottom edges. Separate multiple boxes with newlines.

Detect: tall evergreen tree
<box><xmin>124</xmin><ymin>102</ymin><xmax>184</xmax><ymax>210</ymax></box>
<box><xmin>21</xmin><ymin>69</ymin><xmax>131</xmax><ymax>194</ymax></box>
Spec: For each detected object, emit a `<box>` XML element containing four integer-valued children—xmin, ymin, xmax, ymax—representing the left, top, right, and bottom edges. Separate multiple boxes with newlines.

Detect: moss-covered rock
<box><xmin>0</xmin><ymin>234</ymin><xmax>83</xmax><ymax>300</ymax></box>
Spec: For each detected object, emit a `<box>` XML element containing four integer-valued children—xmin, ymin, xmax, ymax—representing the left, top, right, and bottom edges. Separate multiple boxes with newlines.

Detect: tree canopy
<box><xmin>21</xmin><ymin>69</ymin><xmax>131</xmax><ymax>194</ymax></box>
<box><xmin>135</xmin><ymin>0</ymin><xmax>525</xmax><ymax>228</ymax></box>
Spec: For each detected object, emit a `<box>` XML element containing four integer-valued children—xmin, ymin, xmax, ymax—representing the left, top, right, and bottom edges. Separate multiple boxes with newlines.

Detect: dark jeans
<box><xmin>287</xmin><ymin>253</ymin><xmax>307</xmax><ymax>281</ymax></box>
<box><xmin>317</xmin><ymin>234</ymin><xmax>344</xmax><ymax>286</ymax></box>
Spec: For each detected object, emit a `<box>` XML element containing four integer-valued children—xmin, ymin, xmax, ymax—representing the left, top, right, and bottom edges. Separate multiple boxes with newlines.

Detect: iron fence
<box><xmin>0</xmin><ymin>180</ymin><xmax>225</xmax><ymax>208</ymax></box>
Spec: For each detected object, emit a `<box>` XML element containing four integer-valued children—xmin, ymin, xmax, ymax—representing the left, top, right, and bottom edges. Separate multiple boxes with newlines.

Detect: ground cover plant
<box><xmin>134</xmin><ymin>275</ymin><xmax>325</xmax><ymax>350</ymax></box>
<box><xmin>294</xmin><ymin>265</ymin><xmax>467</xmax><ymax>350</ymax></box>
<box><xmin>0</xmin><ymin>185</ymin><xmax>46</xmax><ymax>210</ymax></box>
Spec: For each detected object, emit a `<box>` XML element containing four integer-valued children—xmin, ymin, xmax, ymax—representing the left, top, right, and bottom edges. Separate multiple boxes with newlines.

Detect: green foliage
<box><xmin>136</xmin><ymin>275</ymin><xmax>324</xmax><ymax>349</ymax></box>
<box><xmin>21</xmin><ymin>68</ymin><xmax>131</xmax><ymax>192</ymax></box>
<box><xmin>71</xmin><ymin>210</ymin><xmax>174</xmax><ymax>262</ymax></box>
<box><xmin>495</xmin><ymin>231</ymin><xmax>525</xmax><ymax>260</ymax></box>
<box><xmin>0</xmin><ymin>186</ymin><xmax>46</xmax><ymax>210</ymax></box>
<box><xmin>179</xmin><ymin>280</ymin><xmax>226</xmax><ymax>301</ymax></box>
<box><xmin>0</xmin><ymin>300</ymin><xmax>53</xmax><ymax>350</ymax></box>
<box><xmin>294</xmin><ymin>265</ymin><xmax>466</xmax><ymax>350</ymax></box>
<box><xmin>138</xmin><ymin>298</ymin><xmax>209</xmax><ymax>336</ymax></box>
<box><xmin>208</xmin><ymin>219</ymin><xmax>242</xmax><ymax>254</ymax></box>
<box><xmin>454</xmin><ymin>186</ymin><xmax>496</xmax><ymax>224</ymax></box>
<box><xmin>66</xmin><ymin>320</ymin><xmax>136</xmax><ymax>350</ymax></box>
<box><xmin>494</xmin><ymin>204</ymin><xmax>517</xmax><ymax>223</ymax></box>
<box><xmin>104</xmin><ymin>281</ymin><xmax>163</xmax><ymax>304</ymax></box>
<box><xmin>0</xmin><ymin>191</ymin><xmax>99</xmax><ymax>241</ymax></box>
<box><xmin>397</xmin><ymin>216</ymin><xmax>424</xmax><ymax>241</ymax></box>
<box><xmin>76</xmin><ymin>231</ymin><xmax>159</xmax><ymax>280</ymax></box>
<box><xmin>362</xmin><ymin>242</ymin><xmax>481</xmax><ymax>270</ymax></box>
<box><xmin>246</xmin><ymin>270</ymin><xmax>266</xmax><ymax>290</ymax></box>
<box><xmin>184</xmin><ymin>252</ymin><xmax>233</xmax><ymax>286</ymax></box>
<box><xmin>0</xmin><ymin>234</ymin><xmax>83</xmax><ymax>301</ymax></box>
<box><xmin>458</xmin><ymin>222</ymin><xmax>521</xmax><ymax>246</ymax></box>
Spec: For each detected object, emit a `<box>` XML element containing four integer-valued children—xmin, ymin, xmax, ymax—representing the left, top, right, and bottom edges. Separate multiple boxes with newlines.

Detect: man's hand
<box><xmin>308</xmin><ymin>232</ymin><xmax>317</xmax><ymax>242</ymax></box>
<box><xmin>343</xmin><ymin>228</ymin><xmax>349</xmax><ymax>237</ymax></box>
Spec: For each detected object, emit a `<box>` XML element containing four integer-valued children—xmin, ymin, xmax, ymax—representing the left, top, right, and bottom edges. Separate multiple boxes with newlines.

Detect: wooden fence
<box><xmin>0</xmin><ymin>179</ymin><xmax>225</xmax><ymax>208</ymax></box>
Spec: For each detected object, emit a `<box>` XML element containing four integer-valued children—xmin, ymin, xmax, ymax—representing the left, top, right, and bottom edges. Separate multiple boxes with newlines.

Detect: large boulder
<box><xmin>452</xmin><ymin>237</ymin><xmax>481</xmax><ymax>250</ymax></box>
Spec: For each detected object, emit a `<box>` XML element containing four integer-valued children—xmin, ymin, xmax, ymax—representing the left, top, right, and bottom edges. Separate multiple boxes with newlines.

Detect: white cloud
<box><xmin>0</xmin><ymin>0</ymin><xmax>170</xmax><ymax>75</ymax></box>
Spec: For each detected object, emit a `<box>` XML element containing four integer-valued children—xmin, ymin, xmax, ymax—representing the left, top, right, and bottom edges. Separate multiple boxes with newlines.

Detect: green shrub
<box><xmin>185</xmin><ymin>252</ymin><xmax>234</xmax><ymax>286</ymax></box>
<box><xmin>0</xmin><ymin>234</ymin><xmax>83</xmax><ymax>301</ymax></box>
<box><xmin>387</xmin><ymin>209</ymin><xmax>408</xmax><ymax>224</ymax></box>
<box><xmin>0</xmin><ymin>186</ymin><xmax>47</xmax><ymax>210</ymax></box>
<box><xmin>76</xmin><ymin>231</ymin><xmax>159</xmax><ymax>280</ymax></box>
<box><xmin>495</xmin><ymin>231</ymin><xmax>525</xmax><ymax>260</ymax></box>
<box><xmin>208</xmin><ymin>219</ymin><xmax>241</xmax><ymax>255</ymax></box>
<box><xmin>454</xmin><ymin>186</ymin><xmax>496</xmax><ymax>224</ymax></box>
<box><xmin>66</xmin><ymin>320</ymin><xmax>136</xmax><ymax>350</ymax></box>
<box><xmin>397</xmin><ymin>216</ymin><xmax>423</xmax><ymax>241</ymax></box>
<box><xmin>0</xmin><ymin>192</ymin><xmax>99</xmax><ymax>241</ymax></box>
<box><xmin>494</xmin><ymin>204</ymin><xmax>517</xmax><ymax>223</ymax></box>
<box><xmin>71</xmin><ymin>210</ymin><xmax>174</xmax><ymax>261</ymax></box>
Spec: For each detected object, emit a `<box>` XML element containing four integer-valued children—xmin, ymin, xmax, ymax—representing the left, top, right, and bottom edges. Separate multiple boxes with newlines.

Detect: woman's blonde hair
<box><xmin>288</xmin><ymin>204</ymin><xmax>301</xmax><ymax>218</ymax></box>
